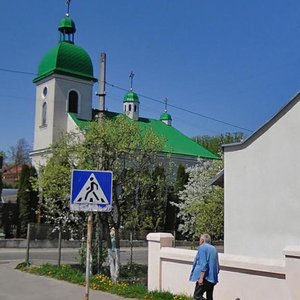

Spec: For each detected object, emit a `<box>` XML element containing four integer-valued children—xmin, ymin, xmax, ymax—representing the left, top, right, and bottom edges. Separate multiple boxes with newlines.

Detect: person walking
<box><xmin>189</xmin><ymin>233</ymin><xmax>220</xmax><ymax>300</ymax></box>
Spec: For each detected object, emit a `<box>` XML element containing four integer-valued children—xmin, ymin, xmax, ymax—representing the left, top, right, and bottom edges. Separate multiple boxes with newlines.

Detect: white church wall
<box><xmin>33</xmin><ymin>79</ymin><xmax>56</xmax><ymax>151</ymax></box>
<box><xmin>53</xmin><ymin>75</ymin><xmax>92</xmax><ymax>144</ymax></box>
<box><xmin>32</xmin><ymin>74</ymin><xmax>93</xmax><ymax>169</ymax></box>
<box><xmin>224</xmin><ymin>98</ymin><xmax>300</xmax><ymax>259</ymax></box>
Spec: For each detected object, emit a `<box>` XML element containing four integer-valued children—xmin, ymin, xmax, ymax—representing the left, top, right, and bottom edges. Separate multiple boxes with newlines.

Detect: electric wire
<box><xmin>0</xmin><ymin>67</ymin><xmax>253</xmax><ymax>133</ymax></box>
<box><xmin>105</xmin><ymin>81</ymin><xmax>253</xmax><ymax>133</ymax></box>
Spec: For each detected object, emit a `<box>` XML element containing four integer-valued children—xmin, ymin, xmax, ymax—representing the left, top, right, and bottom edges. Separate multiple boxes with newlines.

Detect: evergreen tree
<box><xmin>0</xmin><ymin>154</ymin><xmax>3</xmax><ymax>201</ymax></box>
<box><xmin>1</xmin><ymin>201</ymin><xmax>17</xmax><ymax>238</ymax></box>
<box><xmin>17</xmin><ymin>165</ymin><xmax>38</xmax><ymax>237</ymax></box>
<box><xmin>165</xmin><ymin>164</ymin><xmax>189</xmax><ymax>233</ymax></box>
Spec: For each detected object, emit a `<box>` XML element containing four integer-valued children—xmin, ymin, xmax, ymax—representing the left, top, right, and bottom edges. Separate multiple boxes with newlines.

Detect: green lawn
<box><xmin>16</xmin><ymin>263</ymin><xmax>192</xmax><ymax>300</ymax></box>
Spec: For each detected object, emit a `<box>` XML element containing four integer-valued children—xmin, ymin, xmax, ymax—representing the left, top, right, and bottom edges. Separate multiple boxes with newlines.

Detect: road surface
<box><xmin>0</xmin><ymin>247</ymin><xmax>148</xmax><ymax>265</ymax></box>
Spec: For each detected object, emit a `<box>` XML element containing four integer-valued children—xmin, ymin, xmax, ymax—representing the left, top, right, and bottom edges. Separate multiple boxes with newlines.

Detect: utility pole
<box><xmin>84</xmin><ymin>213</ymin><xmax>93</xmax><ymax>300</ymax></box>
<box><xmin>85</xmin><ymin>53</ymin><xmax>106</xmax><ymax>298</ymax></box>
<box><xmin>97</xmin><ymin>52</ymin><xmax>106</xmax><ymax>121</ymax></box>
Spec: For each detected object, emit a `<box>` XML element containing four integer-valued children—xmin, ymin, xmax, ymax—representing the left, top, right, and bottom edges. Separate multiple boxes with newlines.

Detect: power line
<box><xmin>0</xmin><ymin>68</ymin><xmax>36</xmax><ymax>76</ymax></box>
<box><xmin>105</xmin><ymin>81</ymin><xmax>253</xmax><ymax>133</ymax></box>
<box><xmin>0</xmin><ymin>67</ymin><xmax>253</xmax><ymax>132</ymax></box>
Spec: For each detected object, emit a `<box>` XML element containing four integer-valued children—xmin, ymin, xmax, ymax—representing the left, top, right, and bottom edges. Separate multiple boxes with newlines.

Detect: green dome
<box><xmin>160</xmin><ymin>112</ymin><xmax>172</xmax><ymax>121</ymax></box>
<box><xmin>123</xmin><ymin>90</ymin><xmax>139</xmax><ymax>103</ymax></box>
<box><xmin>58</xmin><ymin>17</ymin><xmax>76</xmax><ymax>34</ymax></box>
<box><xmin>33</xmin><ymin>41</ymin><xmax>96</xmax><ymax>83</ymax></box>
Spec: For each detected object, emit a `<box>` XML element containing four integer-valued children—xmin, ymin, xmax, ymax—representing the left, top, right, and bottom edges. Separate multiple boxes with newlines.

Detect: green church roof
<box><xmin>69</xmin><ymin>112</ymin><xmax>219</xmax><ymax>160</ymax></box>
<box><xmin>160</xmin><ymin>112</ymin><xmax>172</xmax><ymax>121</ymax></box>
<box><xmin>123</xmin><ymin>91</ymin><xmax>139</xmax><ymax>103</ymax></box>
<box><xmin>33</xmin><ymin>41</ymin><xmax>96</xmax><ymax>83</ymax></box>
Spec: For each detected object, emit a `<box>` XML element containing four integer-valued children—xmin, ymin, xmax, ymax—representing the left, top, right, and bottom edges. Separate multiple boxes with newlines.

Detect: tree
<box><xmin>164</xmin><ymin>164</ymin><xmax>189</xmax><ymax>234</ymax></box>
<box><xmin>193</xmin><ymin>132</ymin><xmax>246</xmax><ymax>155</ymax></box>
<box><xmin>9</xmin><ymin>138</ymin><xmax>31</xmax><ymax>165</ymax></box>
<box><xmin>17</xmin><ymin>165</ymin><xmax>39</xmax><ymax>237</ymax></box>
<box><xmin>0</xmin><ymin>153</ymin><xmax>3</xmax><ymax>201</ymax></box>
<box><xmin>174</xmin><ymin>159</ymin><xmax>224</xmax><ymax>241</ymax></box>
<box><xmin>0</xmin><ymin>201</ymin><xmax>18</xmax><ymax>238</ymax></box>
<box><xmin>35</xmin><ymin>115</ymin><xmax>164</xmax><ymax>280</ymax></box>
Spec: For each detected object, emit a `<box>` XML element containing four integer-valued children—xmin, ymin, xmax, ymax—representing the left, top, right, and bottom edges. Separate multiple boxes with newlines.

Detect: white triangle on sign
<box><xmin>74</xmin><ymin>173</ymin><xmax>109</xmax><ymax>205</ymax></box>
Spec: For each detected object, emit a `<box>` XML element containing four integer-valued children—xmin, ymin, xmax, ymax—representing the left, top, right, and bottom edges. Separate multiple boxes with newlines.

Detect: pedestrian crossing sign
<box><xmin>70</xmin><ymin>169</ymin><xmax>113</xmax><ymax>212</ymax></box>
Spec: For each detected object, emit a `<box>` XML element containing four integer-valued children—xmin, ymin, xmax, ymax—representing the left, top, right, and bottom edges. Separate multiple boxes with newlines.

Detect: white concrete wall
<box><xmin>147</xmin><ymin>233</ymin><xmax>300</xmax><ymax>300</ymax></box>
<box><xmin>224</xmin><ymin>99</ymin><xmax>300</xmax><ymax>259</ymax></box>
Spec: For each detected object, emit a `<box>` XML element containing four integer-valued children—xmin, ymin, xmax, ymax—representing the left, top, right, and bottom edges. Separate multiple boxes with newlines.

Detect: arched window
<box><xmin>124</xmin><ymin>104</ymin><xmax>127</xmax><ymax>112</ymax></box>
<box><xmin>42</xmin><ymin>102</ymin><xmax>47</xmax><ymax>126</ymax></box>
<box><xmin>134</xmin><ymin>105</ymin><xmax>137</xmax><ymax>112</ymax></box>
<box><xmin>68</xmin><ymin>90</ymin><xmax>78</xmax><ymax>113</ymax></box>
<box><xmin>129</xmin><ymin>104</ymin><xmax>132</xmax><ymax>112</ymax></box>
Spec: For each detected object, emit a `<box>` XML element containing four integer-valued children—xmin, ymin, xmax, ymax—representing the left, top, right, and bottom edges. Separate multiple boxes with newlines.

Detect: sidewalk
<box><xmin>0</xmin><ymin>260</ymin><xmax>133</xmax><ymax>300</ymax></box>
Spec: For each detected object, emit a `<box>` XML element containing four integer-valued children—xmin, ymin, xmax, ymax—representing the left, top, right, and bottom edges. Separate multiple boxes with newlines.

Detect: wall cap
<box><xmin>283</xmin><ymin>246</ymin><xmax>300</xmax><ymax>257</ymax></box>
<box><xmin>146</xmin><ymin>232</ymin><xmax>174</xmax><ymax>242</ymax></box>
<box><xmin>219</xmin><ymin>253</ymin><xmax>285</xmax><ymax>273</ymax></box>
<box><xmin>160</xmin><ymin>247</ymin><xmax>196</xmax><ymax>262</ymax></box>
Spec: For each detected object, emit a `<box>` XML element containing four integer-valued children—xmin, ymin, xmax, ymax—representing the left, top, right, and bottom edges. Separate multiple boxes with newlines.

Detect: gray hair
<box><xmin>200</xmin><ymin>233</ymin><xmax>211</xmax><ymax>244</ymax></box>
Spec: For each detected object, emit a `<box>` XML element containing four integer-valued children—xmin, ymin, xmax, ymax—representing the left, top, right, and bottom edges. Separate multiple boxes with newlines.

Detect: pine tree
<box><xmin>17</xmin><ymin>165</ymin><xmax>38</xmax><ymax>237</ymax></box>
<box><xmin>165</xmin><ymin>164</ymin><xmax>189</xmax><ymax>233</ymax></box>
<box><xmin>0</xmin><ymin>154</ymin><xmax>3</xmax><ymax>201</ymax></box>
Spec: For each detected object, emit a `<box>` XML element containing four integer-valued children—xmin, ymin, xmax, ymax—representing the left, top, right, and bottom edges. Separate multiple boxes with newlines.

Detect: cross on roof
<box><xmin>164</xmin><ymin>97</ymin><xmax>168</xmax><ymax>112</ymax></box>
<box><xmin>66</xmin><ymin>0</ymin><xmax>71</xmax><ymax>16</ymax></box>
<box><xmin>129</xmin><ymin>71</ymin><xmax>135</xmax><ymax>90</ymax></box>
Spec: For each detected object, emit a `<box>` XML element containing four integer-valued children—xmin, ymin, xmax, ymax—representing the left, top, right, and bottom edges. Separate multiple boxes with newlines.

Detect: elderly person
<box><xmin>189</xmin><ymin>233</ymin><xmax>220</xmax><ymax>300</ymax></box>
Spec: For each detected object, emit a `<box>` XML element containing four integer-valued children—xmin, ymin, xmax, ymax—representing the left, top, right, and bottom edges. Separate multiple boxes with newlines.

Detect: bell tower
<box><xmin>123</xmin><ymin>72</ymin><xmax>140</xmax><ymax>120</ymax></box>
<box><xmin>31</xmin><ymin>2</ymin><xmax>96</xmax><ymax>167</ymax></box>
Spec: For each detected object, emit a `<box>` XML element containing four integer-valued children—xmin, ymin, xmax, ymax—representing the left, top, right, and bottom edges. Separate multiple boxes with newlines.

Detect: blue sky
<box><xmin>1</xmin><ymin>0</ymin><xmax>300</xmax><ymax>153</ymax></box>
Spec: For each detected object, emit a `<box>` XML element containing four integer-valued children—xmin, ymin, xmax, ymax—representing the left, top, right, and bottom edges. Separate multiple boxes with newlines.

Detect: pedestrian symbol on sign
<box><xmin>74</xmin><ymin>174</ymin><xmax>109</xmax><ymax>204</ymax></box>
<box><xmin>70</xmin><ymin>169</ymin><xmax>113</xmax><ymax>212</ymax></box>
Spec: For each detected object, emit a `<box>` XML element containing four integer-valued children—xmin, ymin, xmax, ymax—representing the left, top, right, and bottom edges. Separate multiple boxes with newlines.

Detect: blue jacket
<box><xmin>189</xmin><ymin>242</ymin><xmax>220</xmax><ymax>284</ymax></box>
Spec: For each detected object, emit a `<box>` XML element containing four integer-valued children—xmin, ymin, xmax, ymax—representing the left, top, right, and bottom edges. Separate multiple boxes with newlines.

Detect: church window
<box><xmin>124</xmin><ymin>104</ymin><xmax>126</xmax><ymax>112</ymax></box>
<box><xmin>68</xmin><ymin>90</ymin><xmax>78</xmax><ymax>113</ymax></box>
<box><xmin>129</xmin><ymin>104</ymin><xmax>132</xmax><ymax>111</ymax></box>
<box><xmin>42</xmin><ymin>102</ymin><xmax>47</xmax><ymax>126</ymax></box>
<box><xmin>134</xmin><ymin>105</ymin><xmax>137</xmax><ymax>112</ymax></box>
<box><xmin>42</xmin><ymin>86</ymin><xmax>48</xmax><ymax>98</ymax></box>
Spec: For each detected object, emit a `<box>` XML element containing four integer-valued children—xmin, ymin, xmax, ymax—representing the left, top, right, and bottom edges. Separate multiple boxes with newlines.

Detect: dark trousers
<box><xmin>193</xmin><ymin>279</ymin><xmax>215</xmax><ymax>300</ymax></box>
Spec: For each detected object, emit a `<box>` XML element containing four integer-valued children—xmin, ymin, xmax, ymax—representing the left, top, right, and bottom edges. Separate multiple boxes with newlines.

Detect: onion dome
<box><xmin>33</xmin><ymin>17</ymin><xmax>96</xmax><ymax>83</ymax></box>
<box><xmin>160</xmin><ymin>112</ymin><xmax>172</xmax><ymax>121</ymax></box>
<box><xmin>123</xmin><ymin>90</ymin><xmax>139</xmax><ymax>103</ymax></box>
<box><xmin>58</xmin><ymin>17</ymin><xmax>76</xmax><ymax>35</ymax></box>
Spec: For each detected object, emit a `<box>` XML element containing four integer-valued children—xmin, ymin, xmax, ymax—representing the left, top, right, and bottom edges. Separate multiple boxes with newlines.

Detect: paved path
<box><xmin>0</xmin><ymin>260</ymin><xmax>134</xmax><ymax>300</ymax></box>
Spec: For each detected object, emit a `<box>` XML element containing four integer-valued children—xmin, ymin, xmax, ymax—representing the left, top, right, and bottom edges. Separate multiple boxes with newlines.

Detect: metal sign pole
<box><xmin>84</xmin><ymin>212</ymin><xmax>93</xmax><ymax>300</ymax></box>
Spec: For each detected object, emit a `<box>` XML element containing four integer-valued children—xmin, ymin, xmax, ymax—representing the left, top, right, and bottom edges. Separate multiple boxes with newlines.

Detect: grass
<box><xmin>16</xmin><ymin>262</ymin><xmax>192</xmax><ymax>300</ymax></box>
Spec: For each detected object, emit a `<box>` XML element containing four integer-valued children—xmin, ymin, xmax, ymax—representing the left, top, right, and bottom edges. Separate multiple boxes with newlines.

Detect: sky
<box><xmin>1</xmin><ymin>0</ymin><xmax>300</xmax><ymax>154</ymax></box>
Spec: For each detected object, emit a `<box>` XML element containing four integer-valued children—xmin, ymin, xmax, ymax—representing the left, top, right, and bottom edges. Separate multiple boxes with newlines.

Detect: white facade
<box><xmin>31</xmin><ymin>74</ymin><xmax>93</xmax><ymax>168</ymax></box>
<box><xmin>223</xmin><ymin>92</ymin><xmax>300</xmax><ymax>259</ymax></box>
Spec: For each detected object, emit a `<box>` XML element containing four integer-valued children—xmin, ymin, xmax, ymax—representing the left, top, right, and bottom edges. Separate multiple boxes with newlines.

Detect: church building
<box><xmin>30</xmin><ymin>8</ymin><xmax>218</xmax><ymax>168</ymax></box>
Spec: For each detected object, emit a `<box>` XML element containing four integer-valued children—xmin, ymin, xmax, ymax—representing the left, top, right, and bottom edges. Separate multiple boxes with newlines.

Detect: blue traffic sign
<box><xmin>70</xmin><ymin>169</ymin><xmax>113</xmax><ymax>212</ymax></box>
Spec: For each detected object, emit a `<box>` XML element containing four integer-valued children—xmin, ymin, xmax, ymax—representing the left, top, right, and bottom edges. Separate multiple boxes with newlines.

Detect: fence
<box><xmin>1</xmin><ymin>224</ymin><xmax>223</xmax><ymax>270</ymax></box>
<box><xmin>13</xmin><ymin>223</ymin><xmax>151</xmax><ymax>267</ymax></box>
<box><xmin>147</xmin><ymin>233</ymin><xmax>300</xmax><ymax>300</ymax></box>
